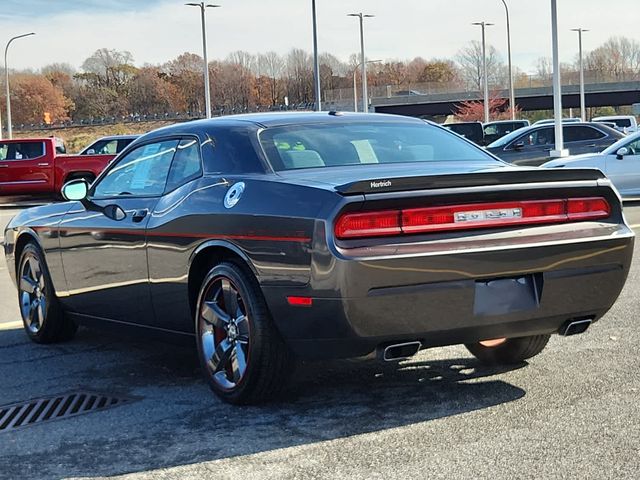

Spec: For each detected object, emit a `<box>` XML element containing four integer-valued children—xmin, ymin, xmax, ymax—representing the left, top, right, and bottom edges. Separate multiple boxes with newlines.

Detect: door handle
<box><xmin>132</xmin><ymin>209</ymin><xmax>148</xmax><ymax>223</ymax></box>
<box><xmin>586</xmin><ymin>144</ymin><xmax>597</xmax><ymax>148</ymax></box>
<box><xmin>38</xmin><ymin>163</ymin><xmax>50</xmax><ymax>167</ymax></box>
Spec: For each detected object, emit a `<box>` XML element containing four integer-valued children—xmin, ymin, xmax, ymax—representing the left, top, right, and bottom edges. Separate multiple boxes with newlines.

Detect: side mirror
<box><xmin>86</xmin><ymin>148</ymin><xmax>95</xmax><ymax>155</ymax></box>
<box><xmin>616</xmin><ymin>147</ymin><xmax>629</xmax><ymax>160</ymax></box>
<box><xmin>61</xmin><ymin>179</ymin><xmax>89</xmax><ymax>201</ymax></box>
<box><xmin>513</xmin><ymin>141</ymin><xmax>525</xmax><ymax>150</ymax></box>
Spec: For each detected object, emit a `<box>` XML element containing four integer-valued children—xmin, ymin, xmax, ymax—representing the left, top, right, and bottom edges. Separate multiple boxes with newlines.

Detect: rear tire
<box><xmin>195</xmin><ymin>261</ymin><xmax>293</xmax><ymax>405</ymax></box>
<box><xmin>17</xmin><ymin>243</ymin><xmax>77</xmax><ymax>343</ymax></box>
<box><xmin>465</xmin><ymin>334</ymin><xmax>550</xmax><ymax>365</ymax></box>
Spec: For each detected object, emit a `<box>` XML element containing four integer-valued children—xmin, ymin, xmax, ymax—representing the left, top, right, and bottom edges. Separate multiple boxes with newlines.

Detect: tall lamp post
<box><xmin>353</xmin><ymin>60</ymin><xmax>381</xmax><ymax>112</ymax></box>
<box><xmin>186</xmin><ymin>2</ymin><xmax>221</xmax><ymax>119</ymax></box>
<box><xmin>4</xmin><ymin>32</ymin><xmax>35</xmax><ymax>139</ymax></box>
<box><xmin>500</xmin><ymin>0</ymin><xmax>515</xmax><ymax>120</ymax></box>
<box><xmin>312</xmin><ymin>0</ymin><xmax>321</xmax><ymax>111</ymax></box>
<box><xmin>550</xmin><ymin>0</ymin><xmax>567</xmax><ymax>158</ymax></box>
<box><xmin>572</xmin><ymin>28</ymin><xmax>589</xmax><ymax>122</ymax></box>
<box><xmin>472</xmin><ymin>22</ymin><xmax>494</xmax><ymax>123</ymax></box>
<box><xmin>348</xmin><ymin>12</ymin><xmax>374</xmax><ymax>113</ymax></box>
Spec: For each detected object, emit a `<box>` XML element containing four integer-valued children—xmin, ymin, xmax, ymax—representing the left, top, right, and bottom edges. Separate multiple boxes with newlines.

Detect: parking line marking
<box><xmin>0</xmin><ymin>321</ymin><xmax>23</xmax><ymax>331</ymax></box>
<box><xmin>630</xmin><ymin>224</ymin><xmax>640</xmax><ymax>230</ymax></box>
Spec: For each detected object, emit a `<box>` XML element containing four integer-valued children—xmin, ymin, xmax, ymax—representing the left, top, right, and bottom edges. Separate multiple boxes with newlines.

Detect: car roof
<box><xmin>93</xmin><ymin>135</ymin><xmax>140</xmax><ymax>141</ymax></box>
<box><xmin>140</xmin><ymin>112</ymin><xmax>424</xmax><ymax>138</ymax></box>
<box><xmin>484</xmin><ymin>120</ymin><xmax>528</xmax><ymax>125</ymax></box>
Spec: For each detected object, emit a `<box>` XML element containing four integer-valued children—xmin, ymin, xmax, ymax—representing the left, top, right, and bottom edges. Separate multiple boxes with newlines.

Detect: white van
<box><xmin>592</xmin><ymin>115</ymin><xmax>638</xmax><ymax>134</ymax></box>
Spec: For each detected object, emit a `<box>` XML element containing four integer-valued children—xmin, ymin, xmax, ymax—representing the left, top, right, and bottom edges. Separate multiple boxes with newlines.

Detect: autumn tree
<box><xmin>127</xmin><ymin>67</ymin><xmax>185</xmax><ymax>115</ymax></box>
<box><xmin>419</xmin><ymin>60</ymin><xmax>460</xmax><ymax>84</ymax></box>
<box><xmin>8</xmin><ymin>74</ymin><xmax>73</xmax><ymax>124</ymax></box>
<box><xmin>163</xmin><ymin>52</ymin><xmax>205</xmax><ymax>114</ymax></box>
<box><xmin>454</xmin><ymin>95</ymin><xmax>521</xmax><ymax>122</ymax></box>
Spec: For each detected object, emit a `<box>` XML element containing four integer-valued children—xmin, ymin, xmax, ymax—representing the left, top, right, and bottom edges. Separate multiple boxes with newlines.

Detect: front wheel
<box><xmin>195</xmin><ymin>261</ymin><xmax>292</xmax><ymax>405</ymax></box>
<box><xmin>17</xmin><ymin>243</ymin><xmax>77</xmax><ymax>343</ymax></box>
<box><xmin>465</xmin><ymin>334</ymin><xmax>550</xmax><ymax>365</ymax></box>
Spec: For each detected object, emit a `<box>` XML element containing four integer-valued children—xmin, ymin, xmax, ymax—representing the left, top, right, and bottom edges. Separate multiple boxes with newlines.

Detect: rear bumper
<box><xmin>263</xmin><ymin>222</ymin><xmax>634</xmax><ymax>360</ymax></box>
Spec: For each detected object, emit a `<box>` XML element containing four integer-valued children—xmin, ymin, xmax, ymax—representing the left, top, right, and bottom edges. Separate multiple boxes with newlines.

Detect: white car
<box><xmin>592</xmin><ymin>115</ymin><xmax>638</xmax><ymax>134</ymax></box>
<box><xmin>541</xmin><ymin>131</ymin><xmax>640</xmax><ymax>199</ymax></box>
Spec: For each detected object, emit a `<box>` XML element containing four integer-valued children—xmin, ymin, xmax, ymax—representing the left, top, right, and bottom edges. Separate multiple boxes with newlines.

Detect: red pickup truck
<box><xmin>0</xmin><ymin>137</ymin><xmax>116</xmax><ymax>196</ymax></box>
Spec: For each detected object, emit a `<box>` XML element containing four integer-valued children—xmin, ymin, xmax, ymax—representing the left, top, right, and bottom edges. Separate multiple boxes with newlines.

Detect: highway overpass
<box><xmin>372</xmin><ymin>81</ymin><xmax>640</xmax><ymax>117</ymax></box>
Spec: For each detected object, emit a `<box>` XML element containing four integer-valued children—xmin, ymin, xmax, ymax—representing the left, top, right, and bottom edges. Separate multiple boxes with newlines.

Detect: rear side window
<box><xmin>564</xmin><ymin>126</ymin><xmax>605</xmax><ymax>142</ymax></box>
<box><xmin>260</xmin><ymin>122</ymin><xmax>493</xmax><ymax>171</ymax></box>
<box><xmin>165</xmin><ymin>138</ymin><xmax>202</xmax><ymax>192</ymax></box>
<box><xmin>0</xmin><ymin>141</ymin><xmax>45</xmax><ymax>160</ymax></box>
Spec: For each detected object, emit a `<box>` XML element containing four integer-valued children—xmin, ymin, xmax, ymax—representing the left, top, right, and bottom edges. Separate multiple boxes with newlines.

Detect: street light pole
<box><xmin>312</xmin><ymin>0</ymin><xmax>321</xmax><ymax>111</ymax></box>
<box><xmin>186</xmin><ymin>2</ymin><xmax>221</xmax><ymax>119</ymax></box>
<box><xmin>348</xmin><ymin>13</ymin><xmax>374</xmax><ymax>113</ymax></box>
<box><xmin>572</xmin><ymin>28</ymin><xmax>589</xmax><ymax>122</ymax></box>
<box><xmin>500</xmin><ymin>0</ymin><xmax>515</xmax><ymax>120</ymax></box>
<box><xmin>353</xmin><ymin>60</ymin><xmax>381</xmax><ymax>112</ymax></box>
<box><xmin>550</xmin><ymin>0</ymin><xmax>567</xmax><ymax>157</ymax></box>
<box><xmin>4</xmin><ymin>32</ymin><xmax>35</xmax><ymax>139</ymax></box>
<box><xmin>472</xmin><ymin>22</ymin><xmax>494</xmax><ymax>123</ymax></box>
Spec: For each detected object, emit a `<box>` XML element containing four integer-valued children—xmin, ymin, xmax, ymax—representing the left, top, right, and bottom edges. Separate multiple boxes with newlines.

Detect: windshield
<box><xmin>486</xmin><ymin>126</ymin><xmax>530</xmax><ymax>148</ymax></box>
<box><xmin>602</xmin><ymin>131</ymin><xmax>640</xmax><ymax>155</ymax></box>
<box><xmin>259</xmin><ymin>122</ymin><xmax>496</xmax><ymax>171</ymax></box>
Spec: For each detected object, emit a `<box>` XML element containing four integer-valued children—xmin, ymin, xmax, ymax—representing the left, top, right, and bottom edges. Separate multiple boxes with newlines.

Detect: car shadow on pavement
<box><xmin>0</xmin><ymin>326</ymin><xmax>527</xmax><ymax>479</ymax></box>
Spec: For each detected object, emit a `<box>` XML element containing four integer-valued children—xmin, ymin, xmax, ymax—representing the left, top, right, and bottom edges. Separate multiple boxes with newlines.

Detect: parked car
<box><xmin>542</xmin><ymin>131</ymin><xmax>640</xmax><ymax>199</ymax></box>
<box><xmin>483</xmin><ymin>120</ymin><xmax>530</xmax><ymax>144</ymax></box>
<box><xmin>486</xmin><ymin>122</ymin><xmax>624</xmax><ymax>166</ymax></box>
<box><xmin>4</xmin><ymin>113</ymin><xmax>634</xmax><ymax>405</ymax></box>
<box><xmin>0</xmin><ymin>138</ymin><xmax>116</xmax><ymax>196</ymax></box>
<box><xmin>443</xmin><ymin>121</ymin><xmax>485</xmax><ymax>145</ymax></box>
<box><xmin>592</xmin><ymin>115</ymin><xmax>638</xmax><ymax>134</ymax></box>
<box><xmin>533</xmin><ymin>118</ymin><xmax>582</xmax><ymax>125</ymax></box>
<box><xmin>79</xmin><ymin>135</ymin><xmax>139</xmax><ymax>156</ymax></box>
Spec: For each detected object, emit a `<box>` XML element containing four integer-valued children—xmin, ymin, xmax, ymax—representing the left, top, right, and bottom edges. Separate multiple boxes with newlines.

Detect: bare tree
<box><xmin>455</xmin><ymin>41</ymin><xmax>505</xmax><ymax>92</ymax></box>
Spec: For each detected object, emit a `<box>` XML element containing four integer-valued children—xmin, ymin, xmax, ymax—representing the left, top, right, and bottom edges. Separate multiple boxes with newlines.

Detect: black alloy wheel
<box><xmin>17</xmin><ymin>243</ymin><xmax>77</xmax><ymax>343</ymax></box>
<box><xmin>195</xmin><ymin>261</ymin><xmax>292</xmax><ymax>405</ymax></box>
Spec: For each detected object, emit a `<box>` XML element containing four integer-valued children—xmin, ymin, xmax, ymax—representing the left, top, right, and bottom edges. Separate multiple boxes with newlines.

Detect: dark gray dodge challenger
<box><xmin>3</xmin><ymin>112</ymin><xmax>635</xmax><ymax>404</ymax></box>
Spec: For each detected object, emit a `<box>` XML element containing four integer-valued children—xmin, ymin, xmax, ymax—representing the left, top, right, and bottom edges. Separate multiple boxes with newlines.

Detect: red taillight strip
<box><xmin>335</xmin><ymin>197</ymin><xmax>610</xmax><ymax>239</ymax></box>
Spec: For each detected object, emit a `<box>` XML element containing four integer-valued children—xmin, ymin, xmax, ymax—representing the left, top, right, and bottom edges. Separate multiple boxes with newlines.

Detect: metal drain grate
<box><xmin>0</xmin><ymin>392</ymin><xmax>134</xmax><ymax>432</ymax></box>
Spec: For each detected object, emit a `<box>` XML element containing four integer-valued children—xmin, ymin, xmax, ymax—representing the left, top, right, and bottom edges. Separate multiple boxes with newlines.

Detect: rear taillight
<box><xmin>335</xmin><ymin>197</ymin><xmax>610</xmax><ymax>239</ymax></box>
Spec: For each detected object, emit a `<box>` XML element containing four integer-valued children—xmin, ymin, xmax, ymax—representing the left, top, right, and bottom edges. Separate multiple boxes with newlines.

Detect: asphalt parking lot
<box><xmin>1</xmin><ymin>203</ymin><xmax>640</xmax><ymax>480</ymax></box>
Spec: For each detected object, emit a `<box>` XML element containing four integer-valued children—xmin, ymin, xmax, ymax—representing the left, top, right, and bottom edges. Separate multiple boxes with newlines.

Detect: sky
<box><xmin>1</xmin><ymin>0</ymin><xmax>639</xmax><ymax>74</ymax></box>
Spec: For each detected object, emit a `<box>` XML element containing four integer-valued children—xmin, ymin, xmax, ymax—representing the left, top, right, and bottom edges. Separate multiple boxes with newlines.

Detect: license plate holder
<box><xmin>474</xmin><ymin>274</ymin><xmax>541</xmax><ymax>317</ymax></box>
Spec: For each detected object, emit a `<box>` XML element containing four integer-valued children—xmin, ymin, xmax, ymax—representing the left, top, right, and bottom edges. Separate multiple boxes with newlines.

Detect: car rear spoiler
<box><xmin>334</xmin><ymin>168</ymin><xmax>608</xmax><ymax>195</ymax></box>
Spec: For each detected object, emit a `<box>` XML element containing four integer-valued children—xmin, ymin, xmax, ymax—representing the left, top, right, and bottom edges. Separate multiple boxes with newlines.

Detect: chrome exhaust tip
<box><xmin>380</xmin><ymin>341</ymin><xmax>422</xmax><ymax>362</ymax></box>
<box><xmin>559</xmin><ymin>317</ymin><xmax>593</xmax><ymax>336</ymax></box>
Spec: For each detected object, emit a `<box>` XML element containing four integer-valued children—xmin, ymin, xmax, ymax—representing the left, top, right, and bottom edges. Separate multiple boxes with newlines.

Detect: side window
<box><xmin>625</xmin><ymin>138</ymin><xmax>640</xmax><ymax>155</ymax></box>
<box><xmin>565</xmin><ymin>126</ymin><xmax>605</xmax><ymax>142</ymax></box>
<box><xmin>92</xmin><ymin>140</ymin><xmax>178</xmax><ymax>198</ymax></box>
<box><xmin>165</xmin><ymin>138</ymin><xmax>203</xmax><ymax>192</ymax></box>
<box><xmin>0</xmin><ymin>141</ymin><xmax>45</xmax><ymax>160</ymax></box>
<box><xmin>513</xmin><ymin>128</ymin><xmax>554</xmax><ymax>147</ymax></box>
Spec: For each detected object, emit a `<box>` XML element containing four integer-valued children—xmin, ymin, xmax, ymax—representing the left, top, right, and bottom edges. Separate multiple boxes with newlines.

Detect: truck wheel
<box><xmin>17</xmin><ymin>243</ymin><xmax>77</xmax><ymax>343</ymax></box>
<box><xmin>195</xmin><ymin>261</ymin><xmax>293</xmax><ymax>405</ymax></box>
<box><xmin>465</xmin><ymin>334</ymin><xmax>550</xmax><ymax>365</ymax></box>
